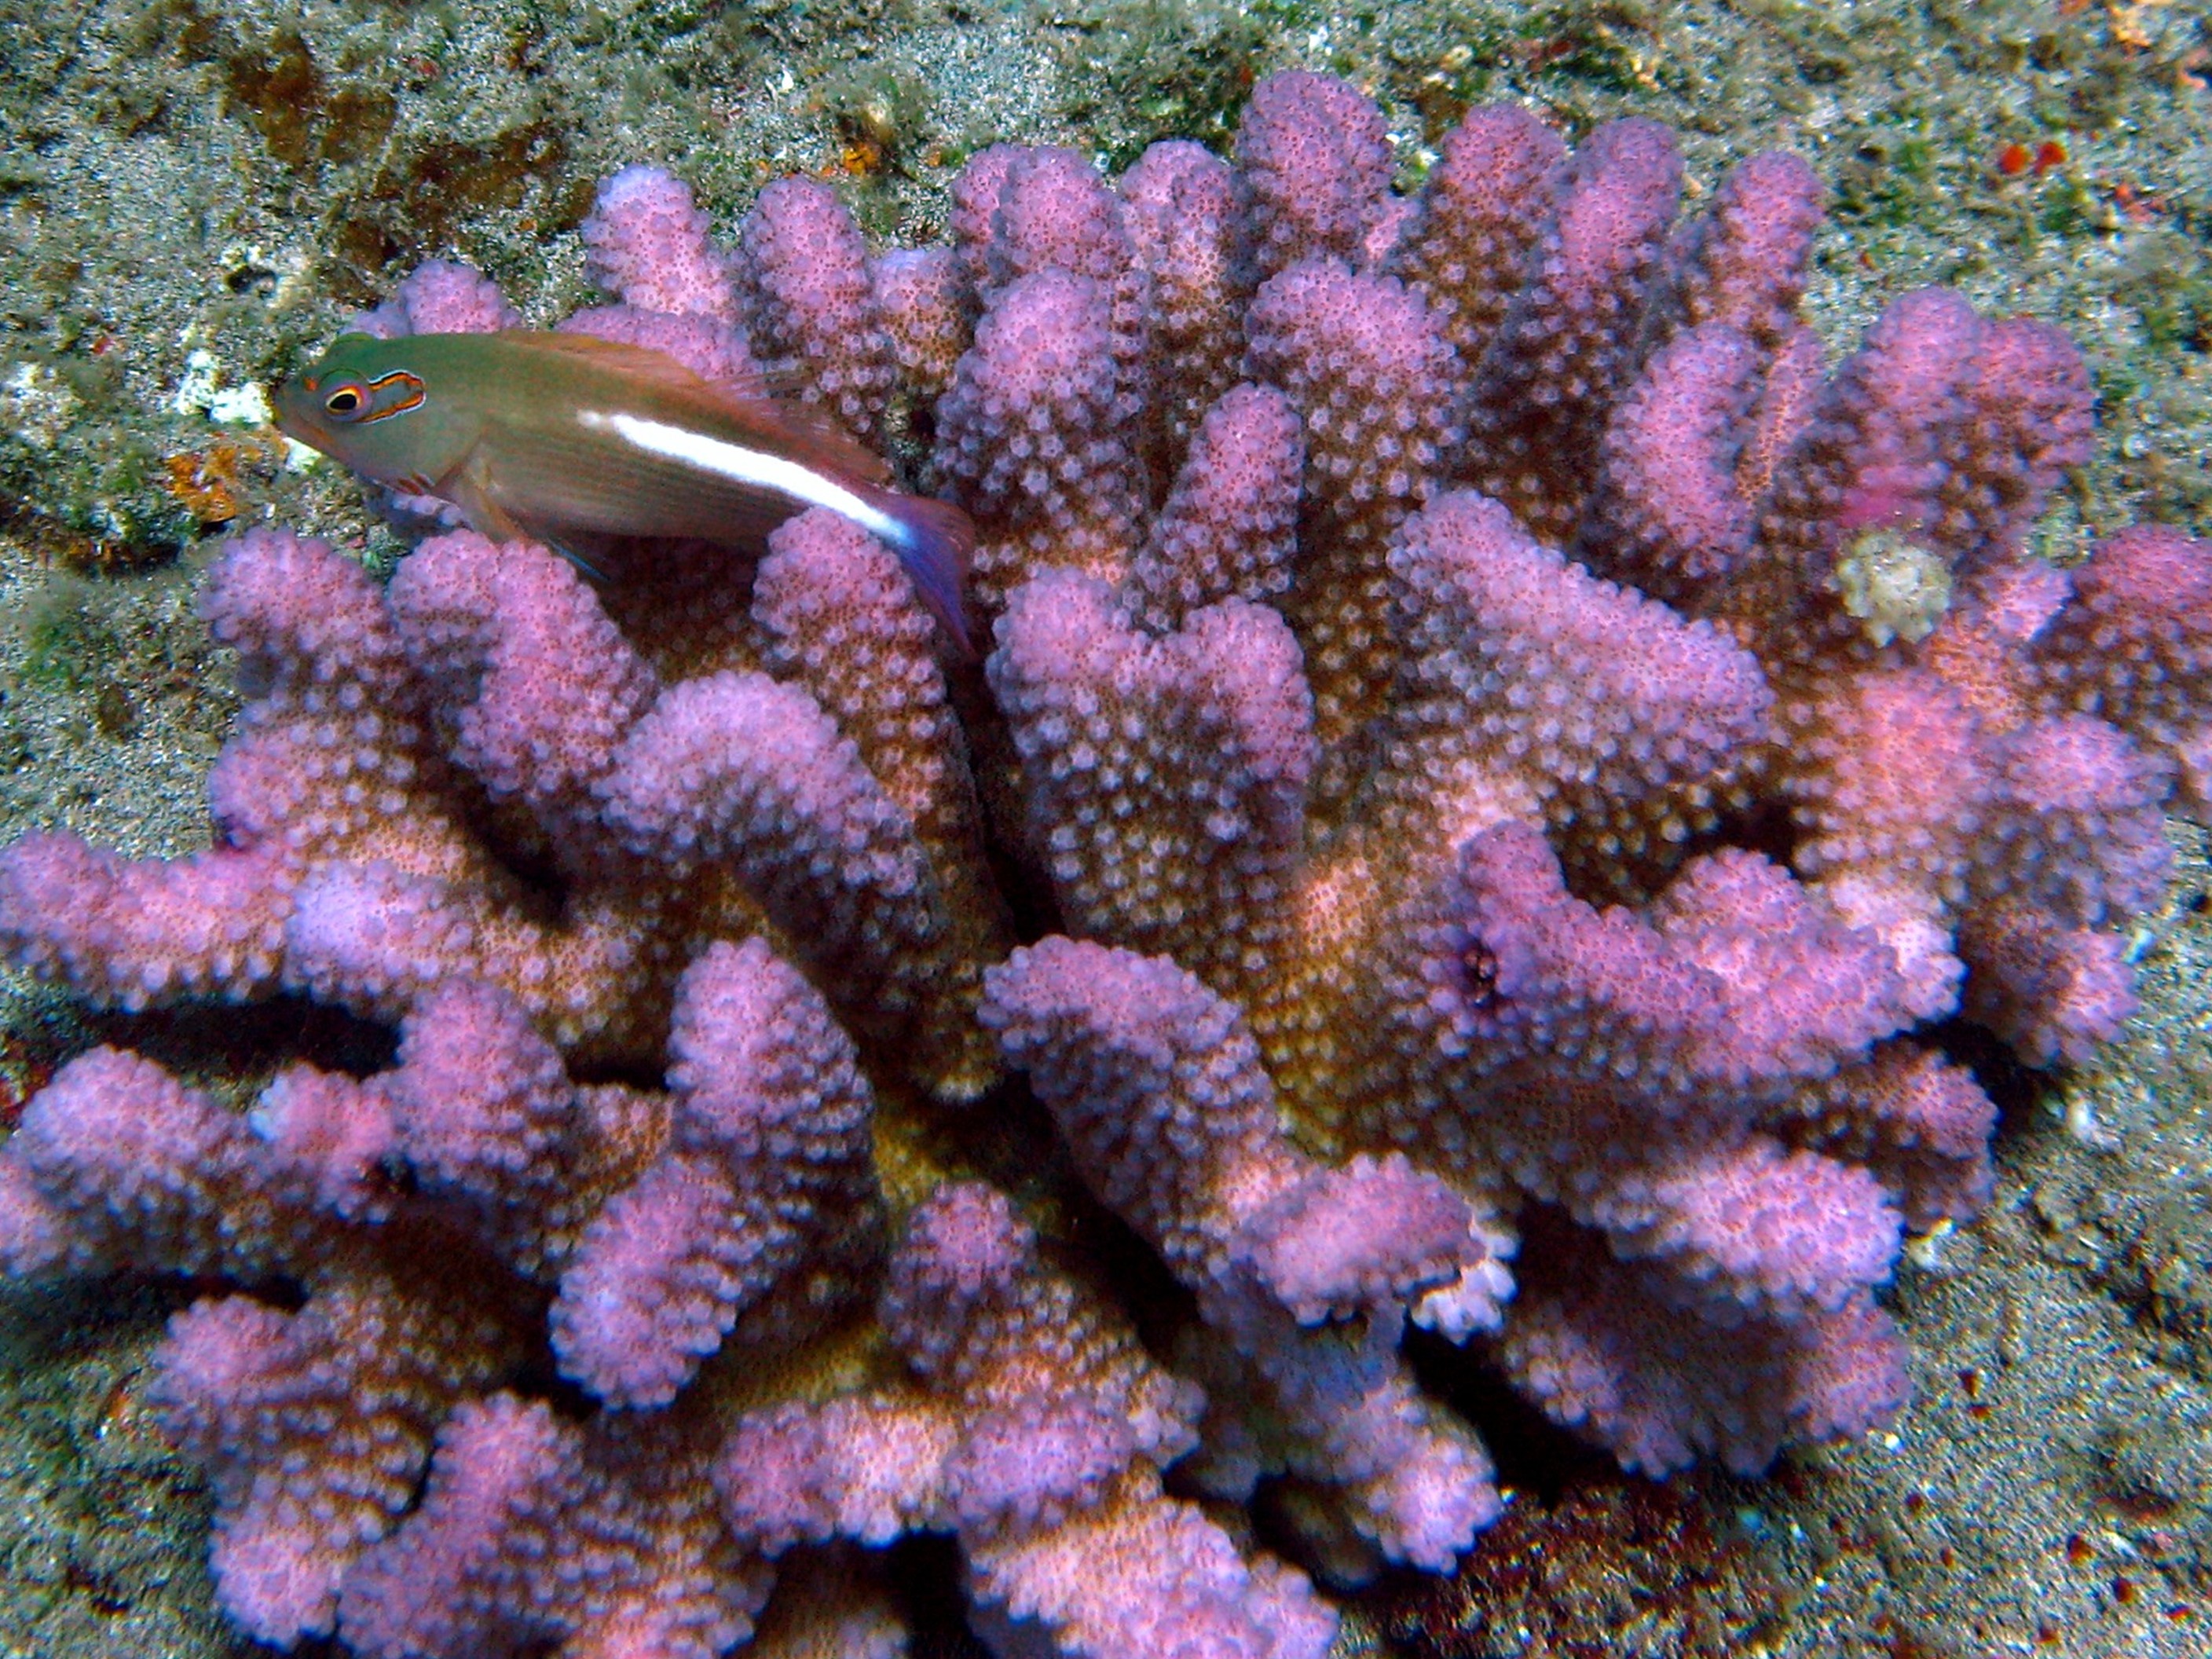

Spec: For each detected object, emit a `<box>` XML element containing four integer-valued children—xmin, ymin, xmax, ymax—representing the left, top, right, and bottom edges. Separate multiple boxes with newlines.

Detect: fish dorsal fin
<box><xmin>736</xmin><ymin>361</ymin><xmax>821</xmax><ymax>404</ymax></box>
<box><xmin>495</xmin><ymin>329</ymin><xmax>892</xmax><ymax>485</ymax></box>
<box><xmin>500</xmin><ymin>328</ymin><xmax>743</xmax><ymax>393</ymax></box>
<box><xmin>748</xmin><ymin>398</ymin><xmax>895</xmax><ymax>486</ymax></box>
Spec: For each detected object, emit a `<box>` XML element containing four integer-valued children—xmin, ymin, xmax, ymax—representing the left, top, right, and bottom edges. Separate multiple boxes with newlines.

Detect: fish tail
<box><xmin>877</xmin><ymin>491</ymin><xmax>977</xmax><ymax>658</ymax></box>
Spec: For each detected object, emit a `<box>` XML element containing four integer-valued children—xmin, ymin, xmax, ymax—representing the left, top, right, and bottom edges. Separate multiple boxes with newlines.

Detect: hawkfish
<box><xmin>273</xmin><ymin>330</ymin><xmax>976</xmax><ymax>654</ymax></box>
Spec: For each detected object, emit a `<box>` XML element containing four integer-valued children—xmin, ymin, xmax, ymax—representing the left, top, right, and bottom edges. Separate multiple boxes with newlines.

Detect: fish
<box><xmin>273</xmin><ymin>329</ymin><xmax>976</xmax><ymax>654</ymax></box>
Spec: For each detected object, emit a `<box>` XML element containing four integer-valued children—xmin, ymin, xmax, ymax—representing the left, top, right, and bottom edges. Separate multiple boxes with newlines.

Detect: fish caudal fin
<box><xmin>880</xmin><ymin>493</ymin><xmax>977</xmax><ymax>658</ymax></box>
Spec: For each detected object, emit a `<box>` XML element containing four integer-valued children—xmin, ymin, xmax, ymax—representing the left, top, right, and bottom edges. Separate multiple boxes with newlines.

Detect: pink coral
<box><xmin>1650</xmin><ymin>148</ymin><xmax>1825</xmax><ymax>354</ymax></box>
<box><xmin>550</xmin><ymin>939</ymin><xmax>877</xmax><ymax>1408</ymax></box>
<box><xmin>1120</xmin><ymin>139</ymin><xmax>1244</xmax><ymax>452</ymax></box>
<box><xmin>1387</xmin><ymin>102</ymin><xmax>1566</xmax><ymax>363</ymax></box>
<box><xmin>580</xmin><ymin>163</ymin><xmax>741</xmax><ymax>324</ymax></box>
<box><xmin>356</xmin><ymin>259</ymin><xmax>522</xmax><ymax>339</ymax></box>
<box><xmin>2029</xmin><ymin>522</ymin><xmax>2212</xmax><ymax>789</ymax></box>
<box><xmin>1232</xmin><ymin>68</ymin><xmax>1396</xmax><ymax>281</ymax></box>
<box><xmin>736</xmin><ymin>177</ymin><xmax>895</xmax><ymax>443</ymax></box>
<box><xmin>1778</xmin><ymin>1043</ymin><xmax>1998</xmax><ymax>1230</ymax></box>
<box><xmin>1463</xmin><ymin>118</ymin><xmax>1685</xmax><ymax>544</ymax></box>
<box><xmin>933</xmin><ymin>267</ymin><xmax>1145</xmax><ymax>607</ymax></box>
<box><xmin>341</xmin><ymin>1394</ymin><xmax>764</xmax><ymax>1659</ymax></box>
<box><xmin>722</xmin><ymin>1181</ymin><xmax>1335</xmax><ymax>1659</ymax></box>
<box><xmin>981</xmin><ymin>939</ymin><xmax>1503</xmax><ymax>1569</ymax></box>
<box><xmin>0</xmin><ymin>954</ymin><xmax>873</xmax><ymax>1651</ymax></box>
<box><xmin>1580</xmin><ymin>321</ymin><xmax>1764</xmax><ymax>606</ymax></box>
<box><xmin>1500</xmin><ymin>1210</ymin><xmax>1909</xmax><ymax>1477</ymax></box>
<box><xmin>0</xmin><ymin>68</ymin><xmax>2203</xmax><ymax>1656</ymax></box>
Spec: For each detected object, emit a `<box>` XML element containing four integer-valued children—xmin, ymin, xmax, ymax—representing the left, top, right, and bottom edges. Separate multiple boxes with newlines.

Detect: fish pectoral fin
<box><xmin>537</xmin><ymin>531</ymin><xmax>616</xmax><ymax>583</ymax></box>
<box><xmin>448</xmin><ymin>454</ymin><xmax>617</xmax><ymax>580</ymax></box>
<box><xmin>446</xmin><ymin>455</ymin><xmax>535</xmax><ymax>544</ymax></box>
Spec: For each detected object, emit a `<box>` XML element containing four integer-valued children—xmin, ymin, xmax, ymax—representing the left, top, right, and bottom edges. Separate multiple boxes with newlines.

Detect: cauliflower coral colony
<box><xmin>2</xmin><ymin>68</ymin><xmax>2206</xmax><ymax>1659</ymax></box>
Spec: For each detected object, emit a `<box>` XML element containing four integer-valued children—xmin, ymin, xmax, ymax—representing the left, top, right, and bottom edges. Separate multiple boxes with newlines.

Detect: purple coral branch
<box><xmin>0</xmin><ymin>65</ymin><xmax>2198</xmax><ymax>1658</ymax></box>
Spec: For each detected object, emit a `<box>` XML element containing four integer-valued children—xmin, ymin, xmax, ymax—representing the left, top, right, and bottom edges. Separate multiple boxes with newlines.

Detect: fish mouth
<box><xmin>269</xmin><ymin>384</ymin><xmax>320</xmax><ymax>448</ymax></box>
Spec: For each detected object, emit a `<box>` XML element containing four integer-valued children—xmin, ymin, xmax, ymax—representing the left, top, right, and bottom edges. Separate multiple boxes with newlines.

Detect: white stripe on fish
<box><xmin>575</xmin><ymin>408</ymin><xmax>915</xmax><ymax>551</ymax></box>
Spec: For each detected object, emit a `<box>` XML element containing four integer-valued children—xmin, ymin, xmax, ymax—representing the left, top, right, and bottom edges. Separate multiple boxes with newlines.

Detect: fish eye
<box><xmin>323</xmin><ymin>383</ymin><xmax>366</xmax><ymax>419</ymax></box>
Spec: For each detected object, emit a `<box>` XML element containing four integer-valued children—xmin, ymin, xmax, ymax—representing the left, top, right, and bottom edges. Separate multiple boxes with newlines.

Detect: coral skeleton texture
<box><xmin>3</xmin><ymin>69</ymin><xmax>2209</xmax><ymax>1657</ymax></box>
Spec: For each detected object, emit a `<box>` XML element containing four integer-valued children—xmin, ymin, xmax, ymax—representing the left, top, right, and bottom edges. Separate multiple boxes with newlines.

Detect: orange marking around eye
<box><xmin>361</xmin><ymin>369</ymin><xmax>427</xmax><ymax>423</ymax></box>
